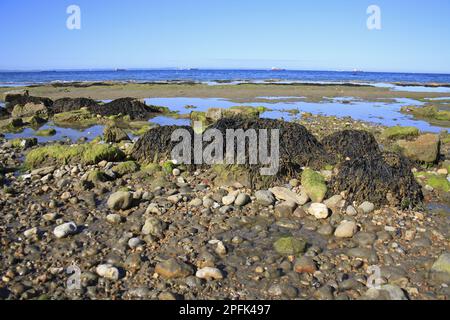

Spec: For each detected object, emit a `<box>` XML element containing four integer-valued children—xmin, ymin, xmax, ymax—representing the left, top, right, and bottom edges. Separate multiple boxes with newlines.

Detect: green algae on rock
<box><xmin>381</xmin><ymin>126</ymin><xmax>420</xmax><ymax>140</ymax></box>
<box><xmin>301</xmin><ymin>168</ymin><xmax>327</xmax><ymax>203</ymax></box>
<box><xmin>397</xmin><ymin>134</ymin><xmax>440</xmax><ymax>164</ymax></box>
<box><xmin>273</xmin><ymin>236</ymin><xmax>307</xmax><ymax>256</ymax></box>
<box><xmin>112</xmin><ymin>161</ymin><xmax>140</xmax><ymax>176</ymax></box>
<box><xmin>36</xmin><ymin>128</ymin><xmax>57</xmax><ymax>137</ymax></box>
<box><xmin>25</xmin><ymin>143</ymin><xmax>125</xmax><ymax>168</ymax></box>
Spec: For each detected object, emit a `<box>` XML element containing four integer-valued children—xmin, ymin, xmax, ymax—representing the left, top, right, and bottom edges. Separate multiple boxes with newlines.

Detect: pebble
<box><xmin>106</xmin><ymin>214</ymin><xmax>122</xmax><ymax>224</ymax></box>
<box><xmin>294</xmin><ymin>256</ymin><xmax>317</xmax><ymax>274</ymax></box>
<box><xmin>255</xmin><ymin>190</ymin><xmax>275</xmax><ymax>206</ymax></box>
<box><xmin>234</xmin><ymin>193</ymin><xmax>251</xmax><ymax>206</ymax></box>
<box><xmin>358</xmin><ymin>201</ymin><xmax>375</xmax><ymax>214</ymax></box>
<box><xmin>96</xmin><ymin>264</ymin><xmax>120</xmax><ymax>281</ymax></box>
<box><xmin>155</xmin><ymin>258</ymin><xmax>194</xmax><ymax>279</ymax></box>
<box><xmin>346</xmin><ymin>205</ymin><xmax>358</xmax><ymax>216</ymax></box>
<box><xmin>53</xmin><ymin>222</ymin><xmax>77</xmax><ymax>239</ymax></box>
<box><xmin>307</xmin><ymin>203</ymin><xmax>330</xmax><ymax>219</ymax></box>
<box><xmin>107</xmin><ymin>191</ymin><xmax>133</xmax><ymax>210</ymax></box>
<box><xmin>189</xmin><ymin>198</ymin><xmax>203</xmax><ymax>207</ymax></box>
<box><xmin>23</xmin><ymin>227</ymin><xmax>38</xmax><ymax>238</ymax></box>
<box><xmin>222</xmin><ymin>195</ymin><xmax>236</xmax><ymax>206</ymax></box>
<box><xmin>196</xmin><ymin>267</ymin><xmax>223</xmax><ymax>280</ymax></box>
<box><xmin>334</xmin><ymin>220</ymin><xmax>358</xmax><ymax>238</ymax></box>
<box><xmin>142</xmin><ymin>217</ymin><xmax>165</xmax><ymax>238</ymax></box>
<box><xmin>269</xmin><ymin>187</ymin><xmax>308</xmax><ymax>205</ymax></box>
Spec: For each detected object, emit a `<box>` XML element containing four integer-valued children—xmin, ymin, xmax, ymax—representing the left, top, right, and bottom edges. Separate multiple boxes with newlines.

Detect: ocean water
<box><xmin>1</xmin><ymin>69</ymin><xmax>450</xmax><ymax>87</ymax></box>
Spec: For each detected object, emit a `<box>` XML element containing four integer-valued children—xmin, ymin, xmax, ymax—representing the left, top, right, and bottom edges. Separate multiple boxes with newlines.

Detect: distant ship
<box><xmin>271</xmin><ymin>67</ymin><xmax>286</xmax><ymax>71</ymax></box>
<box><xmin>115</xmin><ymin>68</ymin><xmax>127</xmax><ymax>72</ymax></box>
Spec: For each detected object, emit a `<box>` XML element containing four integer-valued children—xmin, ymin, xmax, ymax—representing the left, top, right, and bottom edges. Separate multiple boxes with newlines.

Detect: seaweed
<box><xmin>321</xmin><ymin>130</ymin><xmax>380</xmax><ymax>161</ymax></box>
<box><xmin>329</xmin><ymin>152</ymin><xmax>423</xmax><ymax>207</ymax></box>
<box><xmin>51</xmin><ymin>98</ymin><xmax>99</xmax><ymax>114</ymax></box>
<box><xmin>88</xmin><ymin>98</ymin><xmax>162</xmax><ymax>120</ymax></box>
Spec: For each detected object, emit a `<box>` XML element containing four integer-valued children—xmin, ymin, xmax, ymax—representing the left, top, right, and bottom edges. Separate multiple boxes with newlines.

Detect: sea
<box><xmin>1</xmin><ymin>69</ymin><xmax>450</xmax><ymax>87</ymax></box>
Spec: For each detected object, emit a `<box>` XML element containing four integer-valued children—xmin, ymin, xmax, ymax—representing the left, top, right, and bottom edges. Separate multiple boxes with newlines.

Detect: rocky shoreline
<box><xmin>0</xmin><ymin>93</ymin><xmax>449</xmax><ymax>301</ymax></box>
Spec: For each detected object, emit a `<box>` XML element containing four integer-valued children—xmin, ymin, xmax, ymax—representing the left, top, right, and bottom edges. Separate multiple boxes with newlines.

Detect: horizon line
<box><xmin>0</xmin><ymin>67</ymin><xmax>450</xmax><ymax>76</ymax></box>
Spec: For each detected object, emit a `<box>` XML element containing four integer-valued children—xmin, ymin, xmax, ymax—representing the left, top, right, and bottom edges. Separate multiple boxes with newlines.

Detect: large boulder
<box><xmin>103</xmin><ymin>125</ymin><xmax>130</xmax><ymax>143</ymax></box>
<box><xmin>11</xmin><ymin>102</ymin><xmax>49</xmax><ymax>119</ymax></box>
<box><xmin>321</xmin><ymin>130</ymin><xmax>380</xmax><ymax>161</ymax></box>
<box><xmin>5</xmin><ymin>93</ymin><xmax>52</xmax><ymax>113</ymax></box>
<box><xmin>397</xmin><ymin>134</ymin><xmax>440</xmax><ymax>163</ymax></box>
<box><xmin>329</xmin><ymin>152</ymin><xmax>423</xmax><ymax>207</ymax></box>
<box><xmin>88</xmin><ymin>98</ymin><xmax>162</xmax><ymax>120</ymax></box>
<box><xmin>51</xmin><ymin>97</ymin><xmax>99</xmax><ymax>114</ymax></box>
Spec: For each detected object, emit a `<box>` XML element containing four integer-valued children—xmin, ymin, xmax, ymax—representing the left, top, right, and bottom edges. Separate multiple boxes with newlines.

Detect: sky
<box><xmin>0</xmin><ymin>0</ymin><xmax>449</xmax><ymax>73</ymax></box>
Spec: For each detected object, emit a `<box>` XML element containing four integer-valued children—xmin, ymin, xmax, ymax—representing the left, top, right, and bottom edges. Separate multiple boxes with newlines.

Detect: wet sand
<box><xmin>2</xmin><ymin>82</ymin><xmax>450</xmax><ymax>104</ymax></box>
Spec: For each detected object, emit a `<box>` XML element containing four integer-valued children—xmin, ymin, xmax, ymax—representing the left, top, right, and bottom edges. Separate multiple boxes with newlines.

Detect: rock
<box><xmin>334</xmin><ymin>220</ymin><xmax>358</xmax><ymax>238</ymax></box>
<box><xmin>317</xmin><ymin>223</ymin><xmax>334</xmax><ymax>236</ymax></box>
<box><xmin>358</xmin><ymin>201</ymin><xmax>375</xmax><ymax>214</ymax></box>
<box><xmin>206</xmin><ymin>108</ymin><xmax>224</xmax><ymax>122</ymax></box>
<box><xmin>397</xmin><ymin>134</ymin><xmax>440</xmax><ymax>163</ymax></box>
<box><xmin>96</xmin><ymin>264</ymin><xmax>120</xmax><ymax>281</ymax></box>
<box><xmin>294</xmin><ymin>256</ymin><xmax>317</xmax><ymax>274</ymax></box>
<box><xmin>23</xmin><ymin>227</ymin><xmax>38</xmax><ymax>238</ymax></box>
<box><xmin>324</xmin><ymin>195</ymin><xmax>343</xmax><ymax>208</ymax></box>
<box><xmin>307</xmin><ymin>203</ymin><xmax>330</xmax><ymax>219</ymax></box>
<box><xmin>106</xmin><ymin>214</ymin><xmax>122</xmax><ymax>224</ymax></box>
<box><xmin>301</xmin><ymin>168</ymin><xmax>327</xmax><ymax>203</ymax></box>
<box><xmin>107</xmin><ymin>191</ymin><xmax>133</xmax><ymax>210</ymax></box>
<box><xmin>234</xmin><ymin>193</ymin><xmax>251</xmax><ymax>206</ymax></box>
<box><xmin>202</xmin><ymin>197</ymin><xmax>215</xmax><ymax>208</ymax></box>
<box><xmin>155</xmin><ymin>258</ymin><xmax>194</xmax><ymax>279</ymax></box>
<box><xmin>274</xmin><ymin>201</ymin><xmax>297</xmax><ymax>218</ymax></box>
<box><xmin>273</xmin><ymin>236</ymin><xmax>307</xmax><ymax>256</ymax></box>
<box><xmin>189</xmin><ymin>198</ymin><xmax>203</xmax><ymax>207</ymax></box>
<box><xmin>255</xmin><ymin>190</ymin><xmax>275</xmax><ymax>206</ymax></box>
<box><xmin>353</xmin><ymin>232</ymin><xmax>377</xmax><ymax>246</ymax></box>
<box><xmin>172</xmin><ymin>168</ymin><xmax>181</xmax><ymax>176</ymax></box>
<box><xmin>12</xmin><ymin>102</ymin><xmax>48</xmax><ymax>118</ymax></box>
<box><xmin>53</xmin><ymin>222</ymin><xmax>77</xmax><ymax>239</ymax></box>
<box><xmin>128</xmin><ymin>237</ymin><xmax>142</xmax><ymax>249</ymax></box>
<box><xmin>269</xmin><ymin>187</ymin><xmax>309</xmax><ymax>205</ymax></box>
<box><xmin>346</xmin><ymin>205</ymin><xmax>358</xmax><ymax>216</ymax></box>
<box><xmin>431</xmin><ymin>253</ymin><xmax>450</xmax><ymax>275</ymax></box>
<box><xmin>222</xmin><ymin>195</ymin><xmax>236</xmax><ymax>206</ymax></box>
<box><xmin>196</xmin><ymin>267</ymin><xmax>223</xmax><ymax>280</ymax></box>
<box><xmin>379</xmin><ymin>285</ymin><xmax>408</xmax><ymax>300</ymax></box>
<box><xmin>268</xmin><ymin>284</ymin><xmax>298</xmax><ymax>298</ymax></box>
<box><xmin>31</xmin><ymin>166</ymin><xmax>55</xmax><ymax>176</ymax></box>
<box><xmin>103</xmin><ymin>126</ymin><xmax>130</xmax><ymax>143</ymax></box>
<box><xmin>142</xmin><ymin>217</ymin><xmax>165</xmax><ymax>238</ymax></box>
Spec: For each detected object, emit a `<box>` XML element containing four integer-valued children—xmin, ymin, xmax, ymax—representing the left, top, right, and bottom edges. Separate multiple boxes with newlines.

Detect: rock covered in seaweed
<box><xmin>132</xmin><ymin>125</ymin><xmax>194</xmax><ymax>163</ymax></box>
<box><xmin>329</xmin><ymin>152</ymin><xmax>423</xmax><ymax>207</ymax></box>
<box><xmin>321</xmin><ymin>130</ymin><xmax>380</xmax><ymax>161</ymax></box>
<box><xmin>88</xmin><ymin>98</ymin><xmax>162</xmax><ymax>120</ymax></box>
<box><xmin>4</xmin><ymin>93</ymin><xmax>53</xmax><ymax>113</ymax></box>
<box><xmin>51</xmin><ymin>97</ymin><xmax>99</xmax><ymax>114</ymax></box>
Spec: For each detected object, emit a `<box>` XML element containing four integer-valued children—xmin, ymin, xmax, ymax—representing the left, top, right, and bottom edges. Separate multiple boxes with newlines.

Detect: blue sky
<box><xmin>1</xmin><ymin>0</ymin><xmax>449</xmax><ymax>73</ymax></box>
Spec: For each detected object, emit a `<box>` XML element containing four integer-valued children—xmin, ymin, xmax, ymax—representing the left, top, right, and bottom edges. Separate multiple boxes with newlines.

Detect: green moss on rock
<box><xmin>382</xmin><ymin>126</ymin><xmax>419</xmax><ymax>140</ymax></box>
<box><xmin>112</xmin><ymin>161</ymin><xmax>140</xmax><ymax>176</ymax></box>
<box><xmin>301</xmin><ymin>168</ymin><xmax>327</xmax><ymax>203</ymax></box>
<box><xmin>25</xmin><ymin>143</ymin><xmax>125</xmax><ymax>168</ymax></box>
<box><xmin>36</xmin><ymin>128</ymin><xmax>56</xmax><ymax>136</ymax></box>
<box><xmin>273</xmin><ymin>236</ymin><xmax>307</xmax><ymax>256</ymax></box>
